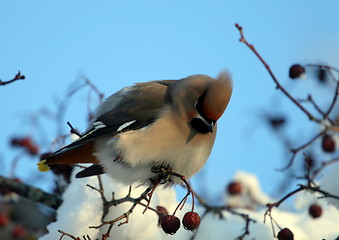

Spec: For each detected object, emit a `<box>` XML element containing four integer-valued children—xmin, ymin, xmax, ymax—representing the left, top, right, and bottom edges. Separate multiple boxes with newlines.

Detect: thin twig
<box><xmin>235</xmin><ymin>23</ymin><xmax>321</xmax><ymax>123</ymax></box>
<box><xmin>192</xmin><ymin>188</ymin><xmax>256</xmax><ymax>240</ymax></box>
<box><xmin>298</xmin><ymin>94</ymin><xmax>327</xmax><ymax>119</ymax></box>
<box><xmin>0</xmin><ymin>175</ymin><xmax>62</xmax><ymax>209</ymax></box>
<box><xmin>0</xmin><ymin>71</ymin><xmax>25</xmax><ymax>86</ymax></box>
<box><xmin>89</xmin><ymin>186</ymin><xmax>153</xmax><ymax>238</ymax></box>
<box><xmin>58</xmin><ymin>230</ymin><xmax>82</xmax><ymax>240</ymax></box>
<box><xmin>83</xmin><ymin>77</ymin><xmax>105</xmax><ymax>104</ymax></box>
<box><xmin>264</xmin><ymin>183</ymin><xmax>339</xmax><ymax>228</ymax></box>
<box><xmin>306</xmin><ymin>64</ymin><xmax>339</xmax><ymax>75</ymax></box>
<box><xmin>278</xmin><ymin>129</ymin><xmax>327</xmax><ymax>170</ymax></box>
<box><xmin>312</xmin><ymin>156</ymin><xmax>339</xmax><ymax>180</ymax></box>
<box><xmin>170</xmin><ymin>173</ymin><xmax>195</xmax><ymax>213</ymax></box>
<box><xmin>324</xmin><ymin>78</ymin><xmax>339</xmax><ymax>119</ymax></box>
<box><xmin>67</xmin><ymin>121</ymin><xmax>82</xmax><ymax>137</ymax></box>
<box><xmin>265</xmin><ymin>186</ymin><xmax>305</xmax><ymax>219</ymax></box>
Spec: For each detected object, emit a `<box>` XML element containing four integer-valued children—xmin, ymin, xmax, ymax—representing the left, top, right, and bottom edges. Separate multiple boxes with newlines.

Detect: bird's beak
<box><xmin>203</xmin><ymin>118</ymin><xmax>214</xmax><ymax>133</ymax></box>
<box><xmin>190</xmin><ymin>116</ymin><xmax>215</xmax><ymax>134</ymax></box>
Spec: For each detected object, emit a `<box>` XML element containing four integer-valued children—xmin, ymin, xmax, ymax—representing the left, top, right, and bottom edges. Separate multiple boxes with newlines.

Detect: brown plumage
<box><xmin>45</xmin><ymin>142</ymin><xmax>98</xmax><ymax>165</ymax></box>
<box><xmin>38</xmin><ymin>71</ymin><xmax>233</xmax><ymax>185</ymax></box>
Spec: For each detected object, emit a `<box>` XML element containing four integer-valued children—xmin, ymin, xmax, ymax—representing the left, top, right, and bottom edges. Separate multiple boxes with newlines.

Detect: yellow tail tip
<box><xmin>37</xmin><ymin>160</ymin><xmax>51</xmax><ymax>172</ymax></box>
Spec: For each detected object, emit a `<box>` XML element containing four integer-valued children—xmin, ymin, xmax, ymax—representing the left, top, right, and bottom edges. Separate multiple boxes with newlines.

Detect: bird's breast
<box><xmin>96</xmin><ymin>108</ymin><xmax>216</xmax><ymax>182</ymax></box>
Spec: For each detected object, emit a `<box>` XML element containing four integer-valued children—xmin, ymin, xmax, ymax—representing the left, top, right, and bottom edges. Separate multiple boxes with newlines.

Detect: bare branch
<box><xmin>0</xmin><ymin>71</ymin><xmax>26</xmax><ymax>86</ymax></box>
<box><xmin>235</xmin><ymin>23</ymin><xmax>321</xmax><ymax>123</ymax></box>
<box><xmin>191</xmin><ymin>189</ymin><xmax>256</xmax><ymax>240</ymax></box>
<box><xmin>67</xmin><ymin>121</ymin><xmax>82</xmax><ymax>137</ymax></box>
<box><xmin>324</xmin><ymin>78</ymin><xmax>339</xmax><ymax>119</ymax></box>
<box><xmin>58</xmin><ymin>230</ymin><xmax>82</xmax><ymax>240</ymax></box>
<box><xmin>278</xmin><ymin>129</ymin><xmax>327</xmax><ymax>170</ymax></box>
<box><xmin>306</xmin><ymin>64</ymin><xmax>339</xmax><ymax>75</ymax></box>
<box><xmin>0</xmin><ymin>175</ymin><xmax>62</xmax><ymax>209</ymax></box>
<box><xmin>298</xmin><ymin>94</ymin><xmax>328</xmax><ymax>120</ymax></box>
<box><xmin>312</xmin><ymin>156</ymin><xmax>339</xmax><ymax>180</ymax></box>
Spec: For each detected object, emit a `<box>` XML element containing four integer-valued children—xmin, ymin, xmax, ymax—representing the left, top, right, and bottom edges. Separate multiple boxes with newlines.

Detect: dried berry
<box><xmin>321</xmin><ymin>134</ymin><xmax>336</xmax><ymax>152</ymax></box>
<box><xmin>160</xmin><ymin>215</ymin><xmax>180</xmax><ymax>235</ymax></box>
<box><xmin>182</xmin><ymin>212</ymin><xmax>200</xmax><ymax>231</ymax></box>
<box><xmin>269</xmin><ymin>116</ymin><xmax>286</xmax><ymax>129</ymax></box>
<box><xmin>0</xmin><ymin>213</ymin><xmax>9</xmax><ymax>227</ymax></box>
<box><xmin>11</xmin><ymin>225</ymin><xmax>27</xmax><ymax>239</ymax></box>
<box><xmin>277</xmin><ymin>228</ymin><xmax>294</xmax><ymax>240</ymax></box>
<box><xmin>50</xmin><ymin>165</ymin><xmax>74</xmax><ymax>183</ymax></box>
<box><xmin>227</xmin><ymin>181</ymin><xmax>242</xmax><ymax>195</ymax></box>
<box><xmin>10</xmin><ymin>137</ymin><xmax>39</xmax><ymax>155</ymax></box>
<box><xmin>289</xmin><ymin>64</ymin><xmax>305</xmax><ymax>79</ymax></box>
<box><xmin>0</xmin><ymin>188</ymin><xmax>11</xmax><ymax>195</ymax></box>
<box><xmin>304</xmin><ymin>155</ymin><xmax>315</xmax><ymax>169</ymax></box>
<box><xmin>317</xmin><ymin>68</ymin><xmax>327</xmax><ymax>83</ymax></box>
<box><xmin>309</xmin><ymin>204</ymin><xmax>322</xmax><ymax>218</ymax></box>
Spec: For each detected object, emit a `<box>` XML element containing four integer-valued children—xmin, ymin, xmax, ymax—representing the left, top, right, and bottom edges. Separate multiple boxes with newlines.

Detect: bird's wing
<box><xmin>83</xmin><ymin>80</ymin><xmax>175</xmax><ymax>141</ymax></box>
<box><xmin>44</xmin><ymin>80</ymin><xmax>175</xmax><ymax>165</ymax></box>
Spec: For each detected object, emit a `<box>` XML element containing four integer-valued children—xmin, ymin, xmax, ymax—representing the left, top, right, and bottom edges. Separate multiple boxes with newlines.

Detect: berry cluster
<box><xmin>159</xmin><ymin>208</ymin><xmax>200</xmax><ymax>235</ymax></box>
<box><xmin>0</xmin><ymin>212</ymin><xmax>27</xmax><ymax>239</ymax></box>
<box><xmin>275</xmin><ymin>203</ymin><xmax>323</xmax><ymax>240</ymax></box>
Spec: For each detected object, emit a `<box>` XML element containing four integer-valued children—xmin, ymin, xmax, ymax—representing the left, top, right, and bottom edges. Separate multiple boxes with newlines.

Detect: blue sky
<box><xmin>1</xmin><ymin>1</ymin><xmax>339</xmax><ymax>199</ymax></box>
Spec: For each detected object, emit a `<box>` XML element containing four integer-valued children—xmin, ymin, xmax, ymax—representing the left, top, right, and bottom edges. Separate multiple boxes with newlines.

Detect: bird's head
<box><xmin>173</xmin><ymin>71</ymin><xmax>233</xmax><ymax>134</ymax></box>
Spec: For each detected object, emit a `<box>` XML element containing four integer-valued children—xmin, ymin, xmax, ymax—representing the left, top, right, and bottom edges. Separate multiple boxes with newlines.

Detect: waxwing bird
<box><xmin>38</xmin><ymin>71</ymin><xmax>232</xmax><ymax>185</ymax></box>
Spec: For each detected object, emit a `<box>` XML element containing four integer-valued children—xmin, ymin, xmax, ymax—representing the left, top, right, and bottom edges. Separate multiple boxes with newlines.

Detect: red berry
<box><xmin>156</xmin><ymin>206</ymin><xmax>169</xmax><ymax>224</ymax></box>
<box><xmin>18</xmin><ymin>137</ymin><xmax>31</xmax><ymax>147</ymax></box>
<box><xmin>13</xmin><ymin>178</ymin><xmax>22</xmax><ymax>184</ymax></box>
<box><xmin>0</xmin><ymin>188</ymin><xmax>11</xmax><ymax>195</ymax></box>
<box><xmin>22</xmin><ymin>137</ymin><xmax>39</xmax><ymax>155</ymax></box>
<box><xmin>277</xmin><ymin>228</ymin><xmax>294</xmax><ymax>240</ymax></box>
<box><xmin>182</xmin><ymin>212</ymin><xmax>200</xmax><ymax>231</ymax></box>
<box><xmin>160</xmin><ymin>215</ymin><xmax>180</xmax><ymax>235</ymax></box>
<box><xmin>12</xmin><ymin>225</ymin><xmax>27</xmax><ymax>239</ymax></box>
<box><xmin>321</xmin><ymin>134</ymin><xmax>336</xmax><ymax>152</ymax></box>
<box><xmin>304</xmin><ymin>155</ymin><xmax>315</xmax><ymax>169</ymax></box>
<box><xmin>289</xmin><ymin>64</ymin><xmax>305</xmax><ymax>79</ymax></box>
<box><xmin>10</xmin><ymin>137</ymin><xmax>39</xmax><ymax>155</ymax></box>
<box><xmin>227</xmin><ymin>181</ymin><xmax>242</xmax><ymax>195</ymax></box>
<box><xmin>309</xmin><ymin>204</ymin><xmax>322</xmax><ymax>218</ymax></box>
<box><xmin>0</xmin><ymin>213</ymin><xmax>9</xmax><ymax>227</ymax></box>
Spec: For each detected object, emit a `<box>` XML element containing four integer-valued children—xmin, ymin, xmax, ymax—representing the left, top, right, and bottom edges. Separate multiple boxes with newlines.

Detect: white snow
<box><xmin>225</xmin><ymin>171</ymin><xmax>274</xmax><ymax>209</ymax></box>
<box><xmin>40</xmin><ymin>170</ymin><xmax>339</xmax><ymax>240</ymax></box>
<box><xmin>320</xmin><ymin>161</ymin><xmax>339</xmax><ymax>210</ymax></box>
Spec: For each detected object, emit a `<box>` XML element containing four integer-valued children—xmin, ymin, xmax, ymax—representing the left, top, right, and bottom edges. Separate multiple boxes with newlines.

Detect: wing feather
<box><xmin>45</xmin><ymin>80</ymin><xmax>175</xmax><ymax>164</ymax></box>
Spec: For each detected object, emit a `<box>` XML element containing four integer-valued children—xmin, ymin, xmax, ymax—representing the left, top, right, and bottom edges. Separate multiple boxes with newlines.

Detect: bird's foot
<box><xmin>150</xmin><ymin>165</ymin><xmax>174</xmax><ymax>184</ymax></box>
